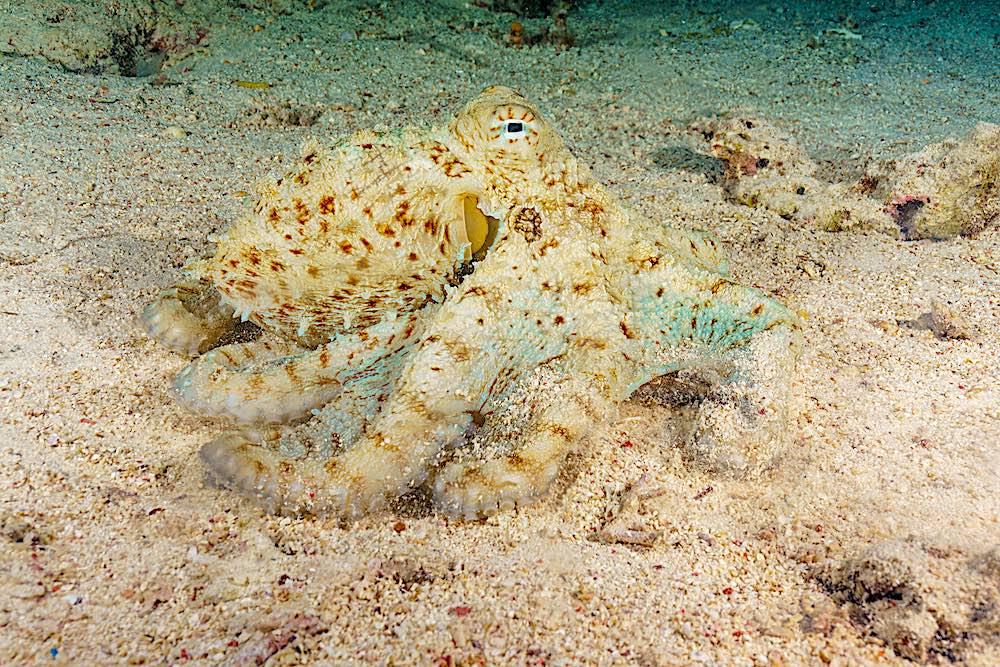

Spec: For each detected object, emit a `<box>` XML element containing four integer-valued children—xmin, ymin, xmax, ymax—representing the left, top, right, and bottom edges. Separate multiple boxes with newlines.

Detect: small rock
<box><xmin>162</xmin><ymin>126</ymin><xmax>188</xmax><ymax>140</ymax></box>
<box><xmin>925</xmin><ymin>300</ymin><xmax>972</xmax><ymax>340</ymax></box>
<box><xmin>1</xmin><ymin>514</ymin><xmax>32</xmax><ymax>543</ymax></box>
<box><xmin>906</xmin><ymin>299</ymin><xmax>972</xmax><ymax>340</ymax></box>
<box><xmin>813</xmin><ymin>538</ymin><xmax>1000</xmax><ymax>663</ymax></box>
<box><xmin>870</xmin><ymin>605</ymin><xmax>937</xmax><ymax>662</ymax></box>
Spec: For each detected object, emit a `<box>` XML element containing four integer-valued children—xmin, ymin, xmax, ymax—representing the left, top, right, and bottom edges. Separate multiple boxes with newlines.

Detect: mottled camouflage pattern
<box><xmin>142</xmin><ymin>86</ymin><xmax>801</xmax><ymax>519</ymax></box>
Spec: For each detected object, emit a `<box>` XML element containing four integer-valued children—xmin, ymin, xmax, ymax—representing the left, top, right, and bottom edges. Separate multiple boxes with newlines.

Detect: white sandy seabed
<box><xmin>0</xmin><ymin>1</ymin><xmax>998</xmax><ymax>665</ymax></box>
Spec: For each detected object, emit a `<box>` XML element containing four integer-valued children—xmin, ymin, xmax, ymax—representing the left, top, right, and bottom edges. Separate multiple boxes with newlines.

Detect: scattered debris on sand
<box><xmin>234</xmin><ymin>97</ymin><xmax>325</xmax><ymax>128</ymax></box>
<box><xmin>902</xmin><ymin>299</ymin><xmax>974</xmax><ymax>340</ymax></box>
<box><xmin>815</xmin><ymin>539</ymin><xmax>1000</xmax><ymax>662</ymax></box>
<box><xmin>590</xmin><ymin>474</ymin><xmax>666</xmax><ymax>547</ymax></box>
<box><xmin>223</xmin><ymin>613</ymin><xmax>327</xmax><ymax>667</ymax></box>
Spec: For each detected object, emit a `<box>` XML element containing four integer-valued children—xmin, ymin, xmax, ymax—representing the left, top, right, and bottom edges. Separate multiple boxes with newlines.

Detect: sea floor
<box><xmin>1</xmin><ymin>1</ymin><xmax>998</xmax><ymax>664</ymax></box>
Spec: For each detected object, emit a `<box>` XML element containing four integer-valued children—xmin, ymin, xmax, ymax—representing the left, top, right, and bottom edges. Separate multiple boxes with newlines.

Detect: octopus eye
<box><xmin>503</xmin><ymin>120</ymin><xmax>525</xmax><ymax>138</ymax></box>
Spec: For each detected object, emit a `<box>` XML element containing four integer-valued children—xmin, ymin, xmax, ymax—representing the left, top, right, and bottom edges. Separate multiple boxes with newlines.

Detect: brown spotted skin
<box><xmin>142</xmin><ymin>86</ymin><xmax>802</xmax><ymax>520</ymax></box>
<box><xmin>206</xmin><ymin>129</ymin><xmax>488</xmax><ymax>349</ymax></box>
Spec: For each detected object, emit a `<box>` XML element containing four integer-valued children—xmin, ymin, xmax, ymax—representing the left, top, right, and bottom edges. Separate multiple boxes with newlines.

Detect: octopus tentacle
<box><xmin>141</xmin><ymin>275</ymin><xmax>236</xmax><ymax>356</ymax></box>
<box><xmin>433</xmin><ymin>373</ymin><xmax>614</xmax><ymax>519</ymax></box>
<box><xmin>200</xmin><ymin>323</ymin><xmax>484</xmax><ymax>516</ymax></box>
<box><xmin>687</xmin><ymin>325</ymin><xmax>800</xmax><ymax>476</ymax></box>
<box><xmin>626</xmin><ymin>261</ymin><xmax>802</xmax><ymax>476</ymax></box>
<box><xmin>171</xmin><ymin>337</ymin><xmax>312</xmax><ymax>423</ymax></box>
<box><xmin>174</xmin><ymin>312</ymin><xmax>425</xmax><ymax>424</ymax></box>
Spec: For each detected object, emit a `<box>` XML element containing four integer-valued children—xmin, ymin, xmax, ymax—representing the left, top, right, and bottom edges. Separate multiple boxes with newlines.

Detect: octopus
<box><xmin>141</xmin><ymin>86</ymin><xmax>801</xmax><ymax>520</ymax></box>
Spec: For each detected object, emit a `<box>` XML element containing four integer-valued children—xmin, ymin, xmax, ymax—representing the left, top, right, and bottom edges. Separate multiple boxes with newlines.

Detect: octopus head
<box><xmin>448</xmin><ymin>86</ymin><xmax>566</xmax><ymax>183</ymax></box>
<box><xmin>447</xmin><ymin>87</ymin><xmax>569</xmax><ymax>258</ymax></box>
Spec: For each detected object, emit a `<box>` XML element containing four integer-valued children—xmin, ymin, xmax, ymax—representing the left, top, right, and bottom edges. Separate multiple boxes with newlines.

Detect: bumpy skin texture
<box><xmin>869</xmin><ymin>122</ymin><xmax>1000</xmax><ymax>240</ymax></box>
<box><xmin>706</xmin><ymin>116</ymin><xmax>888</xmax><ymax>233</ymax></box>
<box><xmin>142</xmin><ymin>86</ymin><xmax>801</xmax><ymax>519</ymax></box>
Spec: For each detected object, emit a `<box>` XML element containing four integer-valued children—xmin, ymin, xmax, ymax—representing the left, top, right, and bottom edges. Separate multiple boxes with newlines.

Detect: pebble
<box><xmin>926</xmin><ymin>299</ymin><xmax>972</xmax><ymax>340</ymax></box>
<box><xmin>162</xmin><ymin>126</ymin><xmax>188</xmax><ymax>140</ymax></box>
